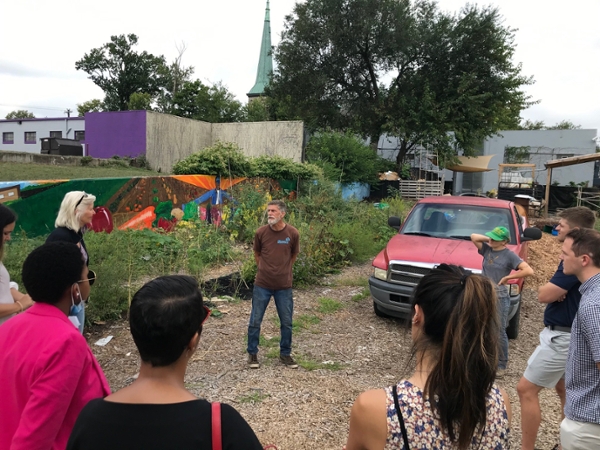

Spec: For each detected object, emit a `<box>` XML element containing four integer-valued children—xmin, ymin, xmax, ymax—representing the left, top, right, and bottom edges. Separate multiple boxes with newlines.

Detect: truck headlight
<box><xmin>373</xmin><ymin>267</ymin><xmax>387</xmax><ymax>281</ymax></box>
<box><xmin>509</xmin><ymin>284</ymin><xmax>520</xmax><ymax>296</ymax></box>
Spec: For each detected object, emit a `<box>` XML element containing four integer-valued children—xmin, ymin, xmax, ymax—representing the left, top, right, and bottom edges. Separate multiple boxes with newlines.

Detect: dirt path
<box><xmin>89</xmin><ymin>233</ymin><xmax>563</xmax><ymax>450</ymax></box>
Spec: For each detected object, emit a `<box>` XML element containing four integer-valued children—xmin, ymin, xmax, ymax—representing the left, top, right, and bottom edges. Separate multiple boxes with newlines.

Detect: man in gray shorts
<box><xmin>517</xmin><ymin>206</ymin><xmax>595</xmax><ymax>450</ymax></box>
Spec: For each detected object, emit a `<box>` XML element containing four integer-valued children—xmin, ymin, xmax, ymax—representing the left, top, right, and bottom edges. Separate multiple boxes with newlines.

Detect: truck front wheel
<box><xmin>373</xmin><ymin>301</ymin><xmax>391</xmax><ymax>318</ymax></box>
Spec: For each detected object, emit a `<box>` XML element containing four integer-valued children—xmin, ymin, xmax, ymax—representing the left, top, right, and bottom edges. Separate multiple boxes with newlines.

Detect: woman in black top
<box><xmin>67</xmin><ymin>275</ymin><xmax>263</xmax><ymax>450</ymax></box>
<box><xmin>46</xmin><ymin>191</ymin><xmax>96</xmax><ymax>332</ymax></box>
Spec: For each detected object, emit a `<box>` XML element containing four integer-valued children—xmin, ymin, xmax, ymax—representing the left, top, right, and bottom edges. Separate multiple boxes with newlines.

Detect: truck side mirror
<box><xmin>522</xmin><ymin>227</ymin><xmax>542</xmax><ymax>241</ymax></box>
<box><xmin>388</xmin><ymin>216</ymin><xmax>402</xmax><ymax>230</ymax></box>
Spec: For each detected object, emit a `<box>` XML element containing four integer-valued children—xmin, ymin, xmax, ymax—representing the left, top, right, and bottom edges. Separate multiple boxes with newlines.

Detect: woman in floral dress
<box><xmin>345</xmin><ymin>264</ymin><xmax>511</xmax><ymax>450</ymax></box>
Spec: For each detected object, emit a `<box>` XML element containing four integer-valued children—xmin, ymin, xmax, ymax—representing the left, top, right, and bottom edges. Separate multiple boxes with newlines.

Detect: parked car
<box><xmin>369</xmin><ymin>196</ymin><xmax>542</xmax><ymax>338</ymax></box>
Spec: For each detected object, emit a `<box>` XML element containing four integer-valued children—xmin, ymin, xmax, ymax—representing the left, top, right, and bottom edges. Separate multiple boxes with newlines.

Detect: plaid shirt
<box><xmin>565</xmin><ymin>272</ymin><xmax>600</xmax><ymax>424</ymax></box>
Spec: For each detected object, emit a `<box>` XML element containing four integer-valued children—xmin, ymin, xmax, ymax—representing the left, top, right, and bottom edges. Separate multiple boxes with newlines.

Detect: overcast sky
<box><xmin>1</xmin><ymin>0</ymin><xmax>598</xmax><ymax>137</ymax></box>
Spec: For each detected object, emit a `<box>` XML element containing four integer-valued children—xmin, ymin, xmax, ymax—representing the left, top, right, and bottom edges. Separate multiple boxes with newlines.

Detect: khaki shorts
<box><xmin>523</xmin><ymin>327</ymin><xmax>570</xmax><ymax>388</ymax></box>
<box><xmin>560</xmin><ymin>417</ymin><xmax>600</xmax><ymax>450</ymax></box>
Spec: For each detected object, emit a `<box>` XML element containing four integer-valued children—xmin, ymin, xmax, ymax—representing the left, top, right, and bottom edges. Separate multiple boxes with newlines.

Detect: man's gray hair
<box><xmin>268</xmin><ymin>200</ymin><xmax>287</xmax><ymax>213</ymax></box>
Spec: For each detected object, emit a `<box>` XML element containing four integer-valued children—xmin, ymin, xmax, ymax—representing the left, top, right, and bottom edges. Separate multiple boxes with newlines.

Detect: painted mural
<box><xmin>1</xmin><ymin>175</ymin><xmax>281</xmax><ymax>238</ymax></box>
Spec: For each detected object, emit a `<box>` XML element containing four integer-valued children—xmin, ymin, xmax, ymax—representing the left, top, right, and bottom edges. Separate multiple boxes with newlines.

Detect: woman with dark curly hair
<box><xmin>345</xmin><ymin>264</ymin><xmax>511</xmax><ymax>450</ymax></box>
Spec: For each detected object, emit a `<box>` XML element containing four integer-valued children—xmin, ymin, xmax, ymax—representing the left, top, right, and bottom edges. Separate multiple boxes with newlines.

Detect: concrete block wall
<box><xmin>145</xmin><ymin>112</ymin><xmax>213</xmax><ymax>173</ymax></box>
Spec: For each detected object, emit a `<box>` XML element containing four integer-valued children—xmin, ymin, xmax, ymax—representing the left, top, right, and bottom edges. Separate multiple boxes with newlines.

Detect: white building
<box><xmin>378</xmin><ymin>129</ymin><xmax>598</xmax><ymax>193</ymax></box>
<box><xmin>0</xmin><ymin>117</ymin><xmax>85</xmax><ymax>154</ymax></box>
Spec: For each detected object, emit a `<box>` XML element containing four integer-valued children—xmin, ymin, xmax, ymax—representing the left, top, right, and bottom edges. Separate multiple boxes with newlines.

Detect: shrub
<box><xmin>172</xmin><ymin>141</ymin><xmax>253</xmax><ymax>177</ymax></box>
<box><xmin>250</xmin><ymin>155</ymin><xmax>321</xmax><ymax>180</ymax></box>
<box><xmin>80</xmin><ymin>156</ymin><xmax>93</xmax><ymax>166</ymax></box>
<box><xmin>306</xmin><ymin>131</ymin><xmax>395</xmax><ymax>184</ymax></box>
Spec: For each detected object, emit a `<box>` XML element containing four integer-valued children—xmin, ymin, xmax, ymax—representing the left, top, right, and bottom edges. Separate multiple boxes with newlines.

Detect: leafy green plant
<box><xmin>250</xmin><ymin>155</ymin><xmax>321</xmax><ymax>180</ymax></box>
<box><xmin>305</xmin><ymin>131</ymin><xmax>395</xmax><ymax>184</ymax></box>
<box><xmin>172</xmin><ymin>141</ymin><xmax>253</xmax><ymax>176</ymax></box>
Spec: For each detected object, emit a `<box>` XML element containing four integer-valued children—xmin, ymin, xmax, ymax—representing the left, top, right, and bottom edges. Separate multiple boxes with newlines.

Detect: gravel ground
<box><xmin>88</xmin><ymin>233</ymin><xmax>563</xmax><ymax>450</ymax></box>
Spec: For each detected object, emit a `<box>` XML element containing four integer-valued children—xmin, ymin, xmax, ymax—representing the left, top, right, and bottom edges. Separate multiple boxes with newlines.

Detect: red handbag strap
<box><xmin>211</xmin><ymin>402</ymin><xmax>222</xmax><ymax>450</ymax></box>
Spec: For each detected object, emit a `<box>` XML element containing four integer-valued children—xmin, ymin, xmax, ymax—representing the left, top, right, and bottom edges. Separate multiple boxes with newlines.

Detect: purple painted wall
<box><xmin>85</xmin><ymin>111</ymin><xmax>146</xmax><ymax>158</ymax></box>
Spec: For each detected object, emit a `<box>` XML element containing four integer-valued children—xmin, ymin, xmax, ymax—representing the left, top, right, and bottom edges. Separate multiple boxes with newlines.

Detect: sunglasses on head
<box><xmin>75</xmin><ymin>193</ymin><xmax>88</xmax><ymax>209</ymax></box>
<box><xmin>77</xmin><ymin>269</ymin><xmax>97</xmax><ymax>286</ymax></box>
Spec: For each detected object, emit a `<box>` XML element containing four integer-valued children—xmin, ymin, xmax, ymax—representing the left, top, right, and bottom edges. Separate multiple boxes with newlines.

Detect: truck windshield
<box><xmin>401</xmin><ymin>203</ymin><xmax>517</xmax><ymax>245</ymax></box>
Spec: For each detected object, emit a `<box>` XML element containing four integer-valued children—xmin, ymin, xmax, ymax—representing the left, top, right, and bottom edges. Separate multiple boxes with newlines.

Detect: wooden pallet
<box><xmin>398</xmin><ymin>180</ymin><xmax>443</xmax><ymax>199</ymax></box>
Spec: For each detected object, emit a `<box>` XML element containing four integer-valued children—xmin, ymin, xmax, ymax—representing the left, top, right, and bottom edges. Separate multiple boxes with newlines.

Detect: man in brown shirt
<box><xmin>247</xmin><ymin>200</ymin><xmax>300</xmax><ymax>369</ymax></box>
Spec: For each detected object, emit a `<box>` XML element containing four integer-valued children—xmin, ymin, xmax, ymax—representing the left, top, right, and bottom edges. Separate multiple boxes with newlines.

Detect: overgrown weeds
<box><xmin>4</xmin><ymin>178</ymin><xmax>412</xmax><ymax>324</ymax></box>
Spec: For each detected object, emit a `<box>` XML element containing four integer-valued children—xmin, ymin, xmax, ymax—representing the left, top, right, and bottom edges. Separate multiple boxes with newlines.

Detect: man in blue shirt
<box><xmin>559</xmin><ymin>228</ymin><xmax>600</xmax><ymax>449</ymax></box>
<box><xmin>517</xmin><ymin>207</ymin><xmax>595</xmax><ymax>450</ymax></box>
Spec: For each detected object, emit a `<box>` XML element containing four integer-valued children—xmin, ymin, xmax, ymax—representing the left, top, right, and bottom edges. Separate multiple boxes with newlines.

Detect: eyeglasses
<box><xmin>75</xmin><ymin>193</ymin><xmax>88</xmax><ymax>209</ymax></box>
<box><xmin>77</xmin><ymin>269</ymin><xmax>97</xmax><ymax>286</ymax></box>
<box><xmin>201</xmin><ymin>304</ymin><xmax>211</xmax><ymax>326</ymax></box>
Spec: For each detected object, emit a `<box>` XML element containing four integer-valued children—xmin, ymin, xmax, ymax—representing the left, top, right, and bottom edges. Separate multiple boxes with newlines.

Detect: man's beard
<box><xmin>268</xmin><ymin>217</ymin><xmax>280</xmax><ymax>225</ymax></box>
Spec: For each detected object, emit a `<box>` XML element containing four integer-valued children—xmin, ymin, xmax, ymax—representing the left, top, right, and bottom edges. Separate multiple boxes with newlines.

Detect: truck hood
<box><xmin>378</xmin><ymin>235</ymin><xmax>486</xmax><ymax>271</ymax></box>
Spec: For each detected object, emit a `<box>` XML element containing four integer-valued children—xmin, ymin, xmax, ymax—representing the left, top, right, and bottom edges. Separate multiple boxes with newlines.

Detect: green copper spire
<box><xmin>247</xmin><ymin>0</ymin><xmax>273</xmax><ymax>98</ymax></box>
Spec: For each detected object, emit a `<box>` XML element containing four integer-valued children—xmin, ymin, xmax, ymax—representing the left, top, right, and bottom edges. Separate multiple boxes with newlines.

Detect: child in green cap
<box><xmin>471</xmin><ymin>226</ymin><xmax>533</xmax><ymax>376</ymax></box>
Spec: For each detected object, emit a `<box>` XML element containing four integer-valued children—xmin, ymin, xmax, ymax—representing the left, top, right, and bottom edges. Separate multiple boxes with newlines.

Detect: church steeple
<box><xmin>247</xmin><ymin>0</ymin><xmax>273</xmax><ymax>99</ymax></box>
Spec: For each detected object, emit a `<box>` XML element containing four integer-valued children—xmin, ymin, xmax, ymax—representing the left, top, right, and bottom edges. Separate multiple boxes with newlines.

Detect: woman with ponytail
<box><xmin>345</xmin><ymin>264</ymin><xmax>511</xmax><ymax>450</ymax></box>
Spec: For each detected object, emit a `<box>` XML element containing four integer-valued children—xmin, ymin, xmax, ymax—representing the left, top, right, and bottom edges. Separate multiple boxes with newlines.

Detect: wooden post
<box><xmin>544</xmin><ymin>168</ymin><xmax>552</xmax><ymax>217</ymax></box>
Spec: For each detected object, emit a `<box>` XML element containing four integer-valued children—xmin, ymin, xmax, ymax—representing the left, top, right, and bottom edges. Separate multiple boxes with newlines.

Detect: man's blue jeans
<box><xmin>247</xmin><ymin>285</ymin><xmax>293</xmax><ymax>356</ymax></box>
<box><xmin>497</xmin><ymin>290</ymin><xmax>510</xmax><ymax>370</ymax></box>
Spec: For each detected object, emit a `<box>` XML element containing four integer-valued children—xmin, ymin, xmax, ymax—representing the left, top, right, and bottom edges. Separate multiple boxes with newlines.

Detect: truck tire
<box><xmin>506</xmin><ymin>301</ymin><xmax>521</xmax><ymax>340</ymax></box>
<box><xmin>373</xmin><ymin>301</ymin><xmax>390</xmax><ymax>318</ymax></box>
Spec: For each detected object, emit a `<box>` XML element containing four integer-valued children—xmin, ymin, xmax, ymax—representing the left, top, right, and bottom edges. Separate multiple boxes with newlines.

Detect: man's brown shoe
<box><xmin>280</xmin><ymin>355</ymin><xmax>298</xmax><ymax>369</ymax></box>
<box><xmin>248</xmin><ymin>353</ymin><xmax>260</xmax><ymax>369</ymax></box>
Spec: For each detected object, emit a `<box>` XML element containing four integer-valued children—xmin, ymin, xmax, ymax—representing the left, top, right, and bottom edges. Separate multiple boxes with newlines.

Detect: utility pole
<box><xmin>64</xmin><ymin>108</ymin><xmax>72</xmax><ymax>118</ymax></box>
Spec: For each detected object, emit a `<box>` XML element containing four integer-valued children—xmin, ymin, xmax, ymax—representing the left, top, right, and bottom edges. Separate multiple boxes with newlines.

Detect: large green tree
<box><xmin>76</xmin><ymin>99</ymin><xmax>104</xmax><ymax>116</ymax></box>
<box><xmin>5</xmin><ymin>110</ymin><xmax>35</xmax><ymax>119</ymax></box>
<box><xmin>75</xmin><ymin>34</ymin><xmax>167</xmax><ymax>111</ymax></box>
<box><xmin>172</xmin><ymin>80</ymin><xmax>244</xmax><ymax>123</ymax></box>
<box><xmin>268</xmin><ymin>0</ymin><xmax>534</xmax><ymax>167</ymax></box>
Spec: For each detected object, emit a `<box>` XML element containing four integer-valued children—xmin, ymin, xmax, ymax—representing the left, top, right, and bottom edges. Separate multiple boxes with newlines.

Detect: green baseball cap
<box><xmin>485</xmin><ymin>226</ymin><xmax>510</xmax><ymax>242</ymax></box>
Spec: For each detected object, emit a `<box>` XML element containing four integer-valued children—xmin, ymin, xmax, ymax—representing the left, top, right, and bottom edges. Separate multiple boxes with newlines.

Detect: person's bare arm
<box><xmin>0</xmin><ymin>302</ymin><xmax>24</xmax><ymax>318</ymax></box>
<box><xmin>345</xmin><ymin>389</ymin><xmax>388</xmax><ymax>450</ymax></box>
<box><xmin>499</xmin><ymin>261</ymin><xmax>533</xmax><ymax>285</ymax></box>
<box><xmin>538</xmin><ymin>282</ymin><xmax>568</xmax><ymax>304</ymax></box>
<box><xmin>470</xmin><ymin>233</ymin><xmax>489</xmax><ymax>251</ymax></box>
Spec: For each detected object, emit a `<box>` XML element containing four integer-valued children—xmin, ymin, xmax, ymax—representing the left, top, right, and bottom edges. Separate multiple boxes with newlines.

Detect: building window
<box><xmin>24</xmin><ymin>132</ymin><xmax>36</xmax><ymax>144</ymax></box>
<box><xmin>74</xmin><ymin>130</ymin><xmax>85</xmax><ymax>141</ymax></box>
<box><xmin>49</xmin><ymin>131</ymin><xmax>62</xmax><ymax>138</ymax></box>
<box><xmin>2</xmin><ymin>132</ymin><xmax>14</xmax><ymax>144</ymax></box>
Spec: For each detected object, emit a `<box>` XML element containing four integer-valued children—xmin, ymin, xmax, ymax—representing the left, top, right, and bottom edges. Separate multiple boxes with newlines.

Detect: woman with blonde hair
<box><xmin>345</xmin><ymin>264</ymin><xmax>511</xmax><ymax>450</ymax></box>
<box><xmin>46</xmin><ymin>191</ymin><xmax>96</xmax><ymax>332</ymax></box>
<box><xmin>0</xmin><ymin>204</ymin><xmax>33</xmax><ymax>325</ymax></box>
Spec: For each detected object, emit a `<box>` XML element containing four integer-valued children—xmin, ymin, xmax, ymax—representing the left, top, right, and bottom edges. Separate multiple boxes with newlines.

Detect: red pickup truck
<box><xmin>369</xmin><ymin>196</ymin><xmax>542</xmax><ymax>338</ymax></box>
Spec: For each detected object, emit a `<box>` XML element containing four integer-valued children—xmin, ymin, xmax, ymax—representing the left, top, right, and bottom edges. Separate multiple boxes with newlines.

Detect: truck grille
<box><xmin>388</xmin><ymin>263</ymin><xmax>432</xmax><ymax>287</ymax></box>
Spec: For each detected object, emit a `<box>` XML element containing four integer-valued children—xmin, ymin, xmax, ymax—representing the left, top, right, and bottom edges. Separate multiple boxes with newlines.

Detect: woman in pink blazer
<box><xmin>0</xmin><ymin>242</ymin><xmax>110</xmax><ymax>450</ymax></box>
